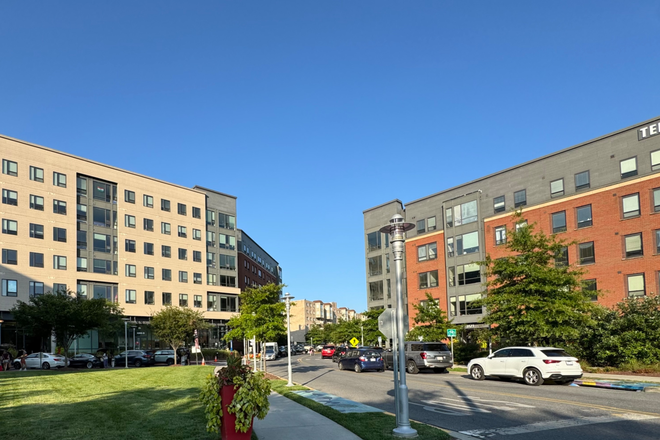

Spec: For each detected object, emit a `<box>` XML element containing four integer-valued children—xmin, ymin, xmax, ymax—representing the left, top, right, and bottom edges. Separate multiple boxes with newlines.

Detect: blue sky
<box><xmin>2</xmin><ymin>1</ymin><xmax>659</xmax><ymax>312</ymax></box>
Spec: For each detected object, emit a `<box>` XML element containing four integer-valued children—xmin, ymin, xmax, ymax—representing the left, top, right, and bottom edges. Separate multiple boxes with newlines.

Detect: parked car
<box><xmin>265</xmin><ymin>348</ymin><xmax>278</xmax><ymax>361</ymax></box>
<box><xmin>468</xmin><ymin>347</ymin><xmax>583</xmax><ymax>386</ymax></box>
<box><xmin>382</xmin><ymin>341</ymin><xmax>453</xmax><ymax>374</ymax></box>
<box><xmin>337</xmin><ymin>348</ymin><xmax>384</xmax><ymax>373</ymax></box>
<box><xmin>332</xmin><ymin>346</ymin><xmax>350</xmax><ymax>363</ymax></box>
<box><xmin>278</xmin><ymin>346</ymin><xmax>288</xmax><ymax>357</ymax></box>
<box><xmin>321</xmin><ymin>345</ymin><xmax>336</xmax><ymax>359</ymax></box>
<box><xmin>13</xmin><ymin>352</ymin><xmax>67</xmax><ymax>370</ymax></box>
<box><xmin>153</xmin><ymin>349</ymin><xmax>183</xmax><ymax>365</ymax></box>
<box><xmin>294</xmin><ymin>344</ymin><xmax>306</xmax><ymax>354</ymax></box>
<box><xmin>113</xmin><ymin>350</ymin><xmax>155</xmax><ymax>367</ymax></box>
<box><xmin>68</xmin><ymin>353</ymin><xmax>103</xmax><ymax>369</ymax></box>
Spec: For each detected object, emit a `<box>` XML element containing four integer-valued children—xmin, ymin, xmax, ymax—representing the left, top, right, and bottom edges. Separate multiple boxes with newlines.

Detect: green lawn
<box><xmin>0</xmin><ymin>366</ymin><xmax>219</xmax><ymax>440</ymax></box>
<box><xmin>270</xmin><ymin>380</ymin><xmax>450</xmax><ymax>440</ymax></box>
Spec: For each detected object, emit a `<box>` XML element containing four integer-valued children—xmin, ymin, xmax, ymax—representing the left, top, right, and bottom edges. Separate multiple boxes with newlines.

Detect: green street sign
<box><xmin>447</xmin><ymin>329</ymin><xmax>457</xmax><ymax>338</ymax></box>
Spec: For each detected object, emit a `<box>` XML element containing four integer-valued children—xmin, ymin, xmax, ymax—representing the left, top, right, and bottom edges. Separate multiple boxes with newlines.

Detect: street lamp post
<box><xmin>361</xmin><ymin>324</ymin><xmax>364</xmax><ymax>346</ymax></box>
<box><xmin>380</xmin><ymin>214</ymin><xmax>418</xmax><ymax>438</ymax></box>
<box><xmin>284</xmin><ymin>292</ymin><xmax>295</xmax><ymax>387</ymax></box>
<box><xmin>124</xmin><ymin>320</ymin><xmax>128</xmax><ymax>369</ymax></box>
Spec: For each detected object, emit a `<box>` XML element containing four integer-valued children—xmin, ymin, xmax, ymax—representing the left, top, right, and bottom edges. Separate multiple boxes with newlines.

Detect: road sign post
<box><xmin>378</xmin><ymin>309</ymin><xmax>400</xmax><ymax>425</ymax></box>
<box><xmin>447</xmin><ymin>329</ymin><xmax>456</xmax><ymax>362</ymax></box>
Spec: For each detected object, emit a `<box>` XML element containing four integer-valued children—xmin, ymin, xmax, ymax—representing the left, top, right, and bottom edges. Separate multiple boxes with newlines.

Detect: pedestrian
<box><xmin>1</xmin><ymin>351</ymin><xmax>10</xmax><ymax>371</ymax></box>
<box><xmin>20</xmin><ymin>351</ymin><xmax>27</xmax><ymax>371</ymax></box>
<box><xmin>102</xmin><ymin>352</ymin><xmax>108</xmax><ymax>368</ymax></box>
<box><xmin>181</xmin><ymin>350</ymin><xmax>188</xmax><ymax>366</ymax></box>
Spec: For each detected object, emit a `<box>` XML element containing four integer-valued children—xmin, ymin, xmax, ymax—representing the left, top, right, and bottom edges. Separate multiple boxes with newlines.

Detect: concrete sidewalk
<box><xmin>253</xmin><ymin>392</ymin><xmax>361</xmax><ymax>440</ymax></box>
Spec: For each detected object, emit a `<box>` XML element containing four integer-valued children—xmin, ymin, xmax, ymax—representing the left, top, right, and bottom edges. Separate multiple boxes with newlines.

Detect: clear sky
<box><xmin>2</xmin><ymin>1</ymin><xmax>659</xmax><ymax>312</ymax></box>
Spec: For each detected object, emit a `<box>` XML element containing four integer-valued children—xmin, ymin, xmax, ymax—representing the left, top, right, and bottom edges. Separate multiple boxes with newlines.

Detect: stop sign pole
<box><xmin>379</xmin><ymin>308</ymin><xmax>399</xmax><ymax>425</ymax></box>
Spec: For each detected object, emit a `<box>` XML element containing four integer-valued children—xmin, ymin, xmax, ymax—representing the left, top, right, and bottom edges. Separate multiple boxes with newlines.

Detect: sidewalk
<box><xmin>253</xmin><ymin>392</ymin><xmax>361</xmax><ymax>440</ymax></box>
<box><xmin>581</xmin><ymin>371</ymin><xmax>660</xmax><ymax>383</ymax></box>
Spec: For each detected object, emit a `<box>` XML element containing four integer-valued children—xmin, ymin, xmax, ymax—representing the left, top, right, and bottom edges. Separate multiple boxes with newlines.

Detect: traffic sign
<box><xmin>378</xmin><ymin>309</ymin><xmax>396</xmax><ymax>339</ymax></box>
<box><xmin>349</xmin><ymin>337</ymin><xmax>360</xmax><ymax>346</ymax></box>
<box><xmin>447</xmin><ymin>329</ymin><xmax>457</xmax><ymax>338</ymax></box>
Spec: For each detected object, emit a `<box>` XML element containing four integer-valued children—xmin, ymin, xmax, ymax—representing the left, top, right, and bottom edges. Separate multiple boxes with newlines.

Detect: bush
<box><xmin>200</xmin><ymin>348</ymin><xmax>232</xmax><ymax>361</ymax></box>
<box><xmin>453</xmin><ymin>342</ymin><xmax>488</xmax><ymax>365</ymax></box>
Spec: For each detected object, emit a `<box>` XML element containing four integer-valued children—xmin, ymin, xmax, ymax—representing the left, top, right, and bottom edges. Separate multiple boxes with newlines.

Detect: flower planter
<box><xmin>220</xmin><ymin>384</ymin><xmax>254</xmax><ymax>440</ymax></box>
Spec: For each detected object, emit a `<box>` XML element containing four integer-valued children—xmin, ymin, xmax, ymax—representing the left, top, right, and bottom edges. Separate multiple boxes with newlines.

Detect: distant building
<box><xmin>289</xmin><ymin>299</ymin><xmax>363</xmax><ymax>343</ymax></box>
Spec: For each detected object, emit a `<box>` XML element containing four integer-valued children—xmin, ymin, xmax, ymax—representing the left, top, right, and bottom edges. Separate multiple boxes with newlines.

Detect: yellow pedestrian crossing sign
<box><xmin>350</xmin><ymin>337</ymin><xmax>360</xmax><ymax>346</ymax></box>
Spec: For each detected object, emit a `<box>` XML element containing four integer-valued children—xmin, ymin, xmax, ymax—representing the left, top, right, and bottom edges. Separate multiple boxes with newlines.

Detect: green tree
<box><xmin>477</xmin><ymin>212</ymin><xmax>600</xmax><ymax>347</ymax></box>
<box><xmin>406</xmin><ymin>292</ymin><xmax>453</xmax><ymax>342</ymax></box>
<box><xmin>360</xmin><ymin>309</ymin><xmax>387</xmax><ymax>346</ymax></box>
<box><xmin>305</xmin><ymin>324</ymin><xmax>325</xmax><ymax>346</ymax></box>
<box><xmin>11</xmin><ymin>290</ymin><xmax>124</xmax><ymax>366</ymax></box>
<box><xmin>151</xmin><ymin>306</ymin><xmax>208</xmax><ymax>365</ymax></box>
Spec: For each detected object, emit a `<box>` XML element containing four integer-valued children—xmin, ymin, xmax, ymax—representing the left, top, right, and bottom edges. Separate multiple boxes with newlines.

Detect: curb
<box><xmin>574</xmin><ymin>379</ymin><xmax>660</xmax><ymax>392</ymax></box>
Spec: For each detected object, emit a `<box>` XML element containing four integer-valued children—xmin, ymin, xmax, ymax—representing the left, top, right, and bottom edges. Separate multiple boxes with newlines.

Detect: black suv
<box><xmin>113</xmin><ymin>350</ymin><xmax>155</xmax><ymax>367</ymax></box>
<box><xmin>332</xmin><ymin>346</ymin><xmax>351</xmax><ymax>363</ymax></box>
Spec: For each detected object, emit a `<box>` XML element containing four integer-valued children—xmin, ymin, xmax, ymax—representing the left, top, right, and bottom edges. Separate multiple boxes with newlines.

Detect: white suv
<box><xmin>468</xmin><ymin>347</ymin><xmax>582</xmax><ymax>386</ymax></box>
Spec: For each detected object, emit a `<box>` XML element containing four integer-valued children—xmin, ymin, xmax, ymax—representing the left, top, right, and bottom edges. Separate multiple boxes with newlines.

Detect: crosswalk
<box><xmin>411</xmin><ymin>396</ymin><xmax>535</xmax><ymax>416</ymax></box>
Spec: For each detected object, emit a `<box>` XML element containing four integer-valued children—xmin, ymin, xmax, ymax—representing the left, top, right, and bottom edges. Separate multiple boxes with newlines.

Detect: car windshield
<box><xmin>541</xmin><ymin>349</ymin><xmax>572</xmax><ymax>357</ymax></box>
<box><xmin>423</xmin><ymin>343</ymin><xmax>450</xmax><ymax>352</ymax></box>
<box><xmin>362</xmin><ymin>351</ymin><xmax>380</xmax><ymax>358</ymax></box>
<box><xmin>266</xmin><ymin>349</ymin><xmax>274</xmax><ymax>354</ymax></box>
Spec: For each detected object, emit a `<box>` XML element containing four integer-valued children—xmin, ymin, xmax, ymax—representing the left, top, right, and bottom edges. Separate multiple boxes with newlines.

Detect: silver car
<box><xmin>383</xmin><ymin>341</ymin><xmax>453</xmax><ymax>374</ymax></box>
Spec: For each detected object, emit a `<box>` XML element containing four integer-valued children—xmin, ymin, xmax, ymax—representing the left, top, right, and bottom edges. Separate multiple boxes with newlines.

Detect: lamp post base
<box><xmin>393</xmin><ymin>426</ymin><xmax>418</xmax><ymax>438</ymax></box>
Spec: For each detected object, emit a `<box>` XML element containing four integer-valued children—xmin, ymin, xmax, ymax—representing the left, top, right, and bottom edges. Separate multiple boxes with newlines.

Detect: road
<box><xmin>267</xmin><ymin>354</ymin><xmax>660</xmax><ymax>440</ymax></box>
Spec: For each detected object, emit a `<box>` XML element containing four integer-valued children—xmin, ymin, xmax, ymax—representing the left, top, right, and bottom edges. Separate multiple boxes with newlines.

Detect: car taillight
<box><xmin>543</xmin><ymin>359</ymin><xmax>561</xmax><ymax>364</ymax></box>
<box><xmin>359</xmin><ymin>356</ymin><xmax>367</xmax><ymax>361</ymax></box>
<box><xmin>53</xmin><ymin>358</ymin><xmax>61</xmax><ymax>361</ymax></box>
<box><xmin>420</xmin><ymin>352</ymin><xmax>427</xmax><ymax>360</ymax></box>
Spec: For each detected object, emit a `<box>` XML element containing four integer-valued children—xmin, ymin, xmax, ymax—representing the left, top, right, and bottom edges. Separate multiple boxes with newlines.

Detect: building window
<box><xmin>192</xmin><ymin>207</ymin><xmax>201</xmax><ymax>219</ymax></box>
<box><xmin>218</xmin><ymin>213</ymin><xmax>235</xmax><ymax>229</ymax></box>
<box><xmin>450</xmin><ymin>200</ymin><xmax>478</xmax><ymax>226</ymax></box>
<box><xmin>144</xmin><ymin>242</ymin><xmax>154</xmax><ymax>255</ymax></box>
<box><xmin>92</xmin><ymin>207</ymin><xmax>111</xmax><ymax>228</ymax></box>
<box><xmin>2</xmin><ymin>249</ymin><xmax>17</xmax><ymax>265</ymax></box>
<box><xmin>2</xmin><ymin>219</ymin><xmax>17</xmax><ymax>235</ymax></box>
<box><xmin>143</xmin><ymin>195</ymin><xmax>154</xmax><ymax>208</ymax></box>
<box><xmin>1</xmin><ymin>279</ymin><xmax>18</xmax><ymax>297</ymax></box>
<box><xmin>125</xmin><ymin>214</ymin><xmax>136</xmax><ymax>228</ymax></box>
<box><xmin>78</xmin><ymin>231</ymin><xmax>87</xmax><ymax>250</ymax></box>
<box><xmin>457</xmin><ymin>231</ymin><xmax>479</xmax><ymax>255</ymax></box>
<box><xmin>578</xmin><ymin>242</ymin><xmax>595</xmax><ymax>265</ymax></box>
<box><xmin>551</xmin><ymin>211</ymin><xmax>567</xmax><ymax>233</ymax></box>
<box><xmin>555</xmin><ymin>246</ymin><xmax>568</xmax><ymax>267</ymax></box>
<box><xmin>550</xmin><ymin>179</ymin><xmax>564</xmax><ymax>197</ymax></box>
<box><xmin>179</xmin><ymin>271</ymin><xmax>188</xmax><ymax>283</ymax></box>
<box><xmin>144</xmin><ymin>266</ymin><xmax>155</xmax><ymax>280</ymax></box>
<box><xmin>368</xmin><ymin>256</ymin><xmax>382</xmax><ymax>276</ymax></box>
<box><xmin>125</xmin><ymin>264</ymin><xmax>136</xmax><ymax>277</ymax></box>
<box><xmin>53</xmin><ymin>255</ymin><xmax>67</xmax><ymax>270</ymax></box>
<box><xmin>622</xmin><ymin>193</ymin><xmax>640</xmax><ymax>218</ymax></box>
<box><xmin>446</xmin><ymin>237</ymin><xmax>454</xmax><ymax>258</ymax></box>
<box><xmin>162</xmin><ymin>268</ymin><xmax>172</xmax><ymax>281</ymax></box>
<box><xmin>627</xmin><ymin>274</ymin><xmax>645</xmax><ymax>297</ymax></box>
<box><xmin>369</xmin><ymin>281</ymin><xmax>384</xmax><ymax>301</ymax></box>
<box><xmin>30</xmin><ymin>252</ymin><xmax>44</xmax><ymax>268</ymax></box>
<box><xmin>162</xmin><ymin>292</ymin><xmax>172</xmax><ymax>305</ymax></box>
<box><xmin>624</xmin><ymin>233</ymin><xmax>643</xmax><ymax>258</ymax></box>
<box><xmin>158</xmin><ymin>222</ymin><xmax>170</xmax><ymax>235</ymax></box>
<box><xmin>53</xmin><ymin>227</ymin><xmax>67</xmax><ymax>243</ymax></box>
<box><xmin>125</xmin><ymin>239</ymin><xmax>136</xmax><ymax>253</ymax></box>
<box><xmin>53</xmin><ymin>200</ymin><xmax>67</xmax><ymax>215</ymax></box>
<box><xmin>124</xmin><ymin>190</ymin><xmax>135</xmax><ymax>203</ymax></box>
<box><xmin>29</xmin><ymin>281</ymin><xmax>44</xmax><ymax>296</ymax></box>
<box><xmin>417</xmin><ymin>242</ymin><xmax>437</xmax><ymax>262</ymax></box>
<box><xmin>445</xmin><ymin>207</ymin><xmax>453</xmax><ymax>228</ymax></box>
<box><xmin>2</xmin><ymin>189</ymin><xmax>18</xmax><ymax>206</ymax></box>
<box><xmin>53</xmin><ymin>283</ymin><xmax>66</xmax><ymax>294</ymax></box>
<box><xmin>493</xmin><ymin>196</ymin><xmax>505</xmax><ymax>213</ymax></box>
<box><xmin>145</xmin><ymin>291</ymin><xmax>155</xmax><ymax>305</ymax></box>
<box><xmin>193</xmin><ymin>295</ymin><xmax>202</xmax><ymax>308</ymax></box>
<box><xmin>2</xmin><ymin>160</ymin><xmax>18</xmax><ymax>177</ymax></box>
<box><xmin>219</xmin><ymin>254</ymin><xmax>235</xmax><ymax>270</ymax></box>
<box><xmin>206</xmin><ymin>209</ymin><xmax>215</xmax><ymax>226</ymax></box>
<box><xmin>207</xmin><ymin>252</ymin><xmax>216</xmax><ymax>267</ymax></box>
<box><xmin>514</xmin><ymin>190</ymin><xmax>526</xmax><ymax>208</ymax></box>
<box><xmin>29</xmin><ymin>194</ymin><xmax>44</xmax><ymax>210</ymax></box>
<box><xmin>193</xmin><ymin>250</ymin><xmax>202</xmax><ymax>263</ymax></box>
<box><xmin>576</xmin><ymin>205</ymin><xmax>593</xmax><ymax>228</ymax></box>
<box><xmin>653</xmin><ymin>188</ymin><xmax>660</xmax><ymax>212</ymax></box>
<box><xmin>418</xmin><ymin>270</ymin><xmax>439</xmax><ymax>289</ymax></box>
<box><xmin>178</xmin><ymin>248</ymin><xmax>187</xmax><ymax>260</ymax></box>
<box><xmin>53</xmin><ymin>172</ymin><xmax>67</xmax><ymax>188</ymax></box>
<box><xmin>457</xmin><ymin>263</ymin><xmax>480</xmax><ymax>285</ymax></box>
<box><xmin>144</xmin><ymin>218</ymin><xmax>154</xmax><ymax>232</ymax></box>
<box><xmin>193</xmin><ymin>229</ymin><xmax>202</xmax><ymax>241</ymax></box>
<box><xmin>179</xmin><ymin>294</ymin><xmax>188</xmax><ymax>307</ymax></box>
<box><xmin>77</xmin><ymin>257</ymin><xmax>87</xmax><ymax>272</ymax></box>
<box><xmin>450</xmin><ymin>294</ymin><xmax>482</xmax><ymax>317</ymax></box>
<box><xmin>125</xmin><ymin>289</ymin><xmax>136</xmax><ymax>304</ymax></box>
<box><xmin>93</xmin><ymin>259</ymin><xmax>111</xmax><ymax>274</ymax></box>
<box><xmin>620</xmin><ymin>157</ymin><xmax>638</xmax><ymax>179</ymax></box>
<box><xmin>652</xmin><ymin>150</ymin><xmax>660</xmax><ymax>171</ymax></box>
<box><xmin>494</xmin><ymin>226</ymin><xmax>506</xmax><ymax>245</ymax></box>
<box><xmin>178</xmin><ymin>226</ymin><xmax>187</xmax><ymax>238</ymax></box>
<box><xmin>177</xmin><ymin>203</ymin><xmax>187</xmax><ymax>216</ymax></box>
<box><xmin>218</xmin><ymin>234</ymin><xmax>236</xmax><ymax>250</ymax></box>
<box><xmin>161</xmin><ymin>199</ymin><xmax>170</xmax><ymax>211</ymax></box>
<box><xmin>220</xmin><ymin>275</ymin><xmax>236</xmax><ymax>287</ymax></box>
<box><xmin>416</xmin><ymin>219</ymin><xmax>425</xmax><ymax>234</ymax></box>
<box><xmin>207</xmin><ymin>273</ymin><xmax>217</xmax><ymax>286</ymax></box>
<box><xmin>583</xmin><ymin>279</ymin><xmax>598</xmax><ymax>301</ymax></box>
<box><xmin>93</xmin><ymin>181</ymin><xmax>113</xmax><ymax>202</ymax></box>
<box><xmin>30</xmin><ymin>166</ymin><xmax>44</xmax><ymax>182</ymax></box>
<box><xmin>193</xmin><ymin>273</ymin><xmax>202</xmax><ymax>284</ymax></box>
<box><xmin>207</xmin><ymin>231</ymin><xmax>215</xmax><ymax>246</ymax></box>
<box><xmin>162</xmin><ymin>245</ymin><xmax>171</xmax><ymax>258</ymax></box>
<box><xmin>575</xmin><ymin>170</ymin><xmax>590</xmax><ymax>190</ymax></box>
<box><xmin>427</xmin><ymin>216</ymin><xmax>436</xmax><ymax>231</ymax></box>
<box><xmin>367</xmin><ymin>231</ymin><xmax>382</xmax><ymax>251</ymax></box>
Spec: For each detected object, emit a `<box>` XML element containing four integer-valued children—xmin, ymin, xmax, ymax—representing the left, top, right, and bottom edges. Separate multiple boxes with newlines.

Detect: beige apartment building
<box><xmin>288</xmin><ymin>298</ymin><xmax>362</xmax><ymax>344</ymax></box>
<box><xmin>0</xmin><ymin>134</ymin><xmax>267</xmax><ymax>352</ymax></box>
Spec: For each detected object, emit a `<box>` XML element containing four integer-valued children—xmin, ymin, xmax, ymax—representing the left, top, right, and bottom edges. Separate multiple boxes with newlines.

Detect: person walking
<box><xmin>102</xmin><ymin>352</ymin><xmax>108</xmax><ymax>368</ymax></box>
<box><xmin>1</xmin><ymin>351</ymin><xmax>10</xmax><ymax>371</ymax></box>
<box><xmin>20</xmin><ymin>351</ymin><xmax>27</xmax><ymax>371</ymax></box>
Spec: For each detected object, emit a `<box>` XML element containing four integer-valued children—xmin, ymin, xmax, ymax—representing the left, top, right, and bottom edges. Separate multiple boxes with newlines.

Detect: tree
<box><xmin>224</xmin><ymin>283</ymin><xmax>286</xmax><ymax>370</ymax></box>
<box><xmin>407</xmin><ymin>292</ymin><xmax>453</xmax><ymax>342</ymax></box>
<box><xmin>151</xmin><ymin>306</ymin><xmax>208</xmax><ymax>365</ymax></box>
<box><xmin>305</xmin><ymin>324</ymin><xmax>324</xmax><ymax>346</ymax></box>
<box><xmin>360</xmin><ymin>310</ymin><xmax>387</xmax><ymax>346</ymax></box>
<box><xmin>476</xmin><ymin>212</ymin><xmax>600</xmax><ymax>347</ymax></box>
<box><xmin>11</xmin><ymin>290</ymin><xmax>124</xmax><ymax>366</ymax></box>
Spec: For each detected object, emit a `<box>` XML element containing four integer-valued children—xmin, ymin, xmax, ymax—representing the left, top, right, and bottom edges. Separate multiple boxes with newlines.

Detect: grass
<box><xmin>270</xmin><ymin>379</ymin><xmax>450</xmax><ymax>440</ymax></box>
<box><xmin>581</xmin><ymin>361</ymin><xmax>660</xmax><ymax>375</ymax></box>
<box><xmin>0</xmin><ymin>366</ymin><xmax>220</xmax><ymax>440</ymax></box>
<box><xmin>448</xmin><ymin>367</ymin><xmax>467</xmax><ymax>373</ymax></box>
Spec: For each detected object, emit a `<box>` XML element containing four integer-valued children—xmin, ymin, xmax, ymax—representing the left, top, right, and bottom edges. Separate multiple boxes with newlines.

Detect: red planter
<box><xmin>220</xmin><ymin>385</ymin><xmax>254</xmax><ymax>440</ymax></box>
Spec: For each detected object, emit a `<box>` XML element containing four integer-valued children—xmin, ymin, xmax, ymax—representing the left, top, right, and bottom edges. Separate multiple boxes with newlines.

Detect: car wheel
<box><xmin>134</xmin><ymin>360</ymin><xmax>142</xmax><ymax>368</ymax></box>
<box><xmin>338</xmin><ymin>361</ymin><xmax>344</xmax><ymax>371</ymax></box>
<box><xmin>406</xmin><ymin>360</ymin><xmax>419</xmax><ymax>374</ymax></box>
<box><xmin>166</xmin><ymin>359</ymin><xmax>174</xmax><ymax>366</ymax></box>
<box><xmin>354</xmin><ymin>363</ymin><xmax>362</xmax><ymax>373</ymax></box>
<box><xmin>42</xmin><ymin>362</ymin><xmax>50</xmax><ymax>370</ymax></box>
<box><xmin>383</xmin><ymin>358</ymin><xmax>389</xmax><ymax>370</ymax></box>
<box><xmin>470</xmin><ymin>365</ymin><xmax>485</xmax><ymax>381</ymax></box>
<box><xmin>523</xmin><ymin>368</ymin><xmax>543</xmax><ymax>386</ymax></box>
<box><xmin>13</xmin><ymin>362</ymin><xmax>21</xmax><ymax>370</ymax></box>
<box><xmin>379</xmin><ymin>368</ymin><xmax>385</xmax><ymax>372</ymax></box>
<box><xmin>86</xmin><ymin>361</ymin><xmax>93</xmax><ymax>369</ymax></box>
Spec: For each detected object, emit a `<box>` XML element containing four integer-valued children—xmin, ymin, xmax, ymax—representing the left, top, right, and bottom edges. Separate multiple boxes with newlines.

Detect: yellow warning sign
<box><xmin>349</xmin><ymin>337</ymin><xmax>360</xmax><ymax>346</ymax></box>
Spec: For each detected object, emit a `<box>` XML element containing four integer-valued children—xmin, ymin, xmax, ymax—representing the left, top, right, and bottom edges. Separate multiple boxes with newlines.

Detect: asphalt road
<box><xmin>267</xmin><ymin>354</ymin><xmax>660</xmax><ymax>440</ymax></box>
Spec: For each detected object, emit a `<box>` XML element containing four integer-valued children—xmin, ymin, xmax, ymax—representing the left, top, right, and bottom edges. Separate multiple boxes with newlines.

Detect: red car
<box><xmin>321</xmin><ymin>345</ymin><xmax>336</xmax><ymax>359</ymax></box>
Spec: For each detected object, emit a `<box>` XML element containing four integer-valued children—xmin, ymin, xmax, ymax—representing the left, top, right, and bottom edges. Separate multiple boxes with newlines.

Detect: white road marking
<box><xmin>459</xmin><ymin>413</ymin><xmax>659</xmax><ymax>438</ymax></box>
<box><xmin>411</xmin><ymin>396</ymin><xmax>536</xmax><ymax>416</ymax></box>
